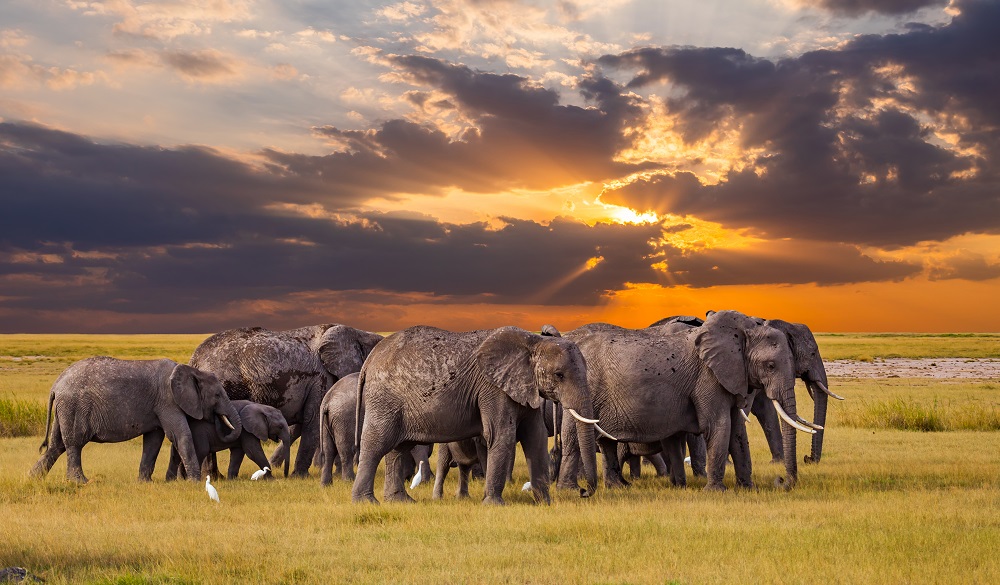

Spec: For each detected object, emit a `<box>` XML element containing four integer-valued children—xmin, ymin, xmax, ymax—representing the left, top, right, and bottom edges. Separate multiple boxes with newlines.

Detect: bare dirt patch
<box><xmin>826</xmin><ymin>358</ymin><xmax>1000</xmax><ymax>379</ymax></box>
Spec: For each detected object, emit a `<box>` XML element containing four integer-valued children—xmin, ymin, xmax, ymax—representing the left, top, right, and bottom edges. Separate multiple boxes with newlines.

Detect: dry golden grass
<box><xmin>1</xmin><ymin>334</ymin><xmax>999</xmax><ymax>583</ymax></box>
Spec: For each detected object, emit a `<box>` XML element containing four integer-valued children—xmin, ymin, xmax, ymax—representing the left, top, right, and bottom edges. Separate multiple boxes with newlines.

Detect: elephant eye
<box><xmin>767</xmin><ymin>361</ymin><xmax>776</xmax><ymax>370</ymax></box>
<box><xmin>555</xmin><ymin>371</ymin><xmax>565</xmax><ymax>380</ymax></box>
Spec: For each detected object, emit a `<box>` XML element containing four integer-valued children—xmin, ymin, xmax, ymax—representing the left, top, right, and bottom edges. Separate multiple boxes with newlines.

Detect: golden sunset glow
<box><xmin>1</xmin><ymin>1</ymin><xmax>997</xmax><ymax>333</ymax></box>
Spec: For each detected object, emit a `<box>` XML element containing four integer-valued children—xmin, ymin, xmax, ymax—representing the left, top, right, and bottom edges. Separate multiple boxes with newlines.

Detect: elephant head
<box><xmin>170</xmin><ymin>364</ymin><xmax>242</xmax><ymax>443</ymax></box>
<box><xmin>764</xmin><ymin>319</ymin><xmax>843</xmax><ymax>464</ymax></box>
<box><xmin>237</xmin><ymin>401</ymin><xmax>291</xmax><ymax>477</ymax></box>
<box><xmin>696</xmin><ymin>310</ymin><xmax>813</xmax><ymax>488</ymax></box>
<box><xmin>315</xmin><ymin>325</ymin><xmax>385</xmax><ymax>380</ymax></box>
<box><xmin>475</xmin><ymin>327</ymin><xmax>602</xmax><ymax>497</ymax></box>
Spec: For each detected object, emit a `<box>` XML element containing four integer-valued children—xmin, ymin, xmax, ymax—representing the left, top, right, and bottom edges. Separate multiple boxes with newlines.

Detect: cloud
<box><xmin>598</xmin><ymin>0</ymin><xmax>1000</xmax><ymax>247</ymax></box>
<box><xmin>803</xmin><ymin>0</ymin><xmax>949</xmax><ymax>17</ymax></box>
<box><xmin>160</xmin><ymin>49</ymin><xmax>242</xmax><ymax>81</ymax></box>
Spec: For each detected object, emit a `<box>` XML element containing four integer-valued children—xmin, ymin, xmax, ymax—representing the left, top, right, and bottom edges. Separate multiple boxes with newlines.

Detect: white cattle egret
<box><xmin>521</xmin><ymin>481</ymin><xmax>532</xmax><ymax>491</ymax></box>
<box><xmin>251</xmin><ymin>467</ymin><xmax>270</xmax><ymax>481</ymax></box>
<box><xmin>409</xmin><ymin>461</ymin><xmax>425</xmax><ymax>490</ymax></box>
<box><xmin>684</xmin><ymin>456</ymin><xmax>691</xmax><ymax>465</ymax></box>
<box><xmin>205</xmin><ymin>476</ymin><xmax>220</xmax><ymax>502</ymax></box>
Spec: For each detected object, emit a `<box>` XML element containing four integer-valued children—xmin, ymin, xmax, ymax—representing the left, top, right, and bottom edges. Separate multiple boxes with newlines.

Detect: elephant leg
<box><xmin>351</xmin><ymin>417</ymin><xmax>399</xmax><ymax>504</ymax></box>
<box><xmin>482</xmin><ymin>426</ymin><xmax>517</xmax><ymax>506</ymax></box>
<box><xmin>65</xmin><ymin>443</ymin><xmax>88</xmax><ymax>484</ymax></box>
<box><xmin>432</xmin><ymin>445</ymin><xmax>452</xmax><ymax>499</ymax></box>
<box><xmin>599</xmin><ymin>437</ymin><xmax>629</xmax><ymax>489</ymax></box>
<box><xmin>753</xmin><ymin>398</ymin><xmax>785</xmax><ymax>464</ymax></box>
<box><xmin>687</xmin><ymin>433</ymin><xmax>707</xmax><ymax>477</ymax></box>
<box><xmin>383</xmin><ymin>446</ymin><xmax>416</xmax><ymax>503</ymax></box>
<box><xmin>164</xmin><ymin>418</ymin><xmax>201</xmax><ymax>482</ymax></box>
<box><xmin>517</xmin><ymin>415</ymin><xmax>551</xmax><ymax>505</ymax></box>
<box><xmin>627</xmin><ymin>455</ymin><xmax>641</xmax><ymax>479</ymax></box>
<box><xmin>645</xmin><ymin>453</ymin><xmax>669</xmax><ymax>477</ymax></box>
<box><xmin>138</xmin><ymin>428</ymin><xmax>164</xmax><ymax>482</ymax></box>
<box><xmin>320</xmin><ymin>438</ymin><xmax>337</xmax><ymax>486</ymax></box>
<box><xmin>662</xmin><ymin>434</ymin><xmax>687</xmax><ymax>487</ymax></box>
<box><xmin>165</xmin><ymin>444</ymin><xmax>182</xmax><ymax>481</ymax></box>
<box><xmin>729</xmin><ymin>408</ymin><xmax>754</xmax><ymax>489</ymax></box>
<box><xmin>334</xmin><ymin>420</ymin><xmax>356</xmax><ymax>482</ymax></box>
<box><xmin>556</xmin><ymin>411</ymin><xmax>581</xmax><ymax>490</ymax></box>
<box><xmin>30</xmin><ymin>420</ymin><xmax>66</xmax><ymax>479</ymax></box>
<box><xmin>457</xmin><ymin>464</ymin><xmax>472</xmax><ymax>498</ymax></box>
<box><xmin>702</xmin><ymin>416</ymin><xmax>732</xmax><ymax>492</ymax></box>
<box><xmin>238</xmin><ymin>438</ymin><xmax>270</xmax><ymax>480</ymax></box>
<box><xmin>291</xmin><ymin>385</ymin><xmax>323</xmax><ymax>477</ymax></box>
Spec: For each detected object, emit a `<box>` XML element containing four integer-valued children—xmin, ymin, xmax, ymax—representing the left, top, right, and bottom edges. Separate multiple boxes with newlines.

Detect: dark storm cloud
<box><xmin>598</xmin><ymin>0</ymin><xmax>1000</xmax><ymax>247</ymax></box>
<box><xmin>279</xmin><ymin>55</ymin><xmax>657</xmax><ymax>194</ymax></box>
<box><xmin>657</xmin><ymin>241</ymin><xmax>919</xmax><ymax>288</ymax></box>
<box><xmin>808</xmin><ymin>0</ymin><xmax>948</xmax><ymax>17</ymax></box>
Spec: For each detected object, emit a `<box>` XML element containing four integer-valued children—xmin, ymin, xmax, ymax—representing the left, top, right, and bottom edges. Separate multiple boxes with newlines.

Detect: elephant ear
<box><xmin>476</xmin><ymin>328</ymin><xmax>544</xmax><ymax>409</ymax></box>
<box><xmin>766</xmin><ymin>319</ymin><xmax>824</xmax><ymax>381</ymax></box>
<box><xmin>169</xmin><ymin>364</ymin><xmax>203</xmax><ymax>419</ymax></box>
<box><xmin>317</xmin><ymin>325</ymin><xmax>382</xmax><ymax>380</ymax></box>
<box><xmin>239</xmin><ymin>403</ymin><xmax>270</xmax><ymax>442</ymax></box>
<box><xmin>695</xmin><ymin>311</ymin><xmax>750</xmax><ymax>401</ymax></box>
<box><xmin>540</xmin><ymin>324</ymin><xmax>561</xmax><ymax>337</ymax></box>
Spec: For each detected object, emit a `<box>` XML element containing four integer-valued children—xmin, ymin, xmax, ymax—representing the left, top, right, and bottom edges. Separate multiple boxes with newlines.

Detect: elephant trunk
<box><xmin>566</xmin><ymin>402</ymin><xmax>599</xmax><ymax>497</ymax></box>
<box><xmin>216</xmin><ymin>401</ymin><xmax>242</xmax><ymax>444</ymax></box>
<box><xmin>774</xmin><ymin>387</ymin><xmax>799</xmax><ymax>489</ymax></box>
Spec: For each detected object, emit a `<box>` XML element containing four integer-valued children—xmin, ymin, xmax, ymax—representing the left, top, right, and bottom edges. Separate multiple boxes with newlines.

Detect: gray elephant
<box><xmin>318</xmin><ymin>372</ymin><xmax>434</xmax><ymax>487</ymax></box>
<box><xmin>351</xmin><ymin>326</ymin><xmax>608</xmax><ymax>505</ymax></box>
<box><xmin>432</xmin><ymin>437</ymin><xmax>489</xmax><ymax>499</ymax></box>
<box><xmin>651</xmin><ymin>314</ymin><xmax>842</xmax><ymax>465</ymax></box>
<box><xmin>165</xmin><ymin>400</ymin><xmax>291</xmax><ymax>481</ymax></box>
<box><xmin>556</xmin><ymin>310</ymin><xmax>814</xmax><ymax>491</ymax></box>
<box><xmin>30</xmin><ymin>357</ymin><xmax>242</xmax><ymax>483</ymax></box>
<box><xmin>190</xmin><ymin>324</ymin><xmax>383</xmax><ymax>477</ymax></box>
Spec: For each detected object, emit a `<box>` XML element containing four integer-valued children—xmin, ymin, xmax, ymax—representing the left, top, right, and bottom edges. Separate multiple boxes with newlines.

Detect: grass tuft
<box><xmin>839</xmin><ymin>397</ymin><xmax>1000</xmax><ymax>432</ymax></box>
<box><xmin>0</xmin><ymin>397</ymin><xmax>47</xmax><ymax>438</ymax></box>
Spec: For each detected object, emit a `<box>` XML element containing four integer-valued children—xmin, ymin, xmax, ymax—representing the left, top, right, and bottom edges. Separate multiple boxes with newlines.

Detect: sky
<box><xmin>1</xmin><ymin>0</ymin><xmax>998</xmax><ymax>333</ymax></box>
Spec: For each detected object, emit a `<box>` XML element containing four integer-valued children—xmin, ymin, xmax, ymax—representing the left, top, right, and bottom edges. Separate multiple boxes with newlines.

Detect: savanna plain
<box><xmin>1</xmin><ymin>333</ymin><xmax>999</xmax><ymax>584</ymax></box>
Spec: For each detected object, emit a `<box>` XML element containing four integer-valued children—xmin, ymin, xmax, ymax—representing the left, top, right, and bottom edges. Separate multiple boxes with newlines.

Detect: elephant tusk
<box><xmin>594</xmin><ymin>423</ymin><xmax>618</xmax><ymax>442</ymax></box>
<box><xmin>772</xmin><ymin>400</ymin><xmax>816</xmax><ymax>434</ymax></box>
<box><xmin>220</xmin><ymin>414</ymin><xmax>235</xmax><ymax>430</ymax></box>
<box><xmin>794</xmin><ymin>414</ymin><xmax>824</xmax><ymax>431</ymax></box>
<box><xmin>740</xmin><ymin>409</ymin><xmax>751</xmax><ymax>423</ymax></box>
<box><xmin>814</xmin><ymin>380</ymin><xmax>846</xmax><ymax>401</ymax></box>
<box><xmin>567</xmin><ymin>408</ymin><xmax>599</xmax><ymax>424</ymax></box>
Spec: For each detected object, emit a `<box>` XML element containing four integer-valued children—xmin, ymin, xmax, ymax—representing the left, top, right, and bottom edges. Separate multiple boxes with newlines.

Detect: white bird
<box><xmin>521</xmin><ymin>481</ymin><xmax>532</xmax><ymax>492</ymax></box>
<box><xmin>684</xmin><ymin>456</ymin><xmax>692</xmax><ymax>465</ymax></box>
<box><xmin>409</xmin><ymin>461</ymin><xmax>425</xmax><ymax>490</ymax></box>
<box><xmin>250</xmin><ymin>467</ymin><xmax>270</xmax><ymax>481</ymax></box>
<box><xmin>205</xmin><ymin>476</ymin><xmax>220</xmax><ymax>503</ymax></box>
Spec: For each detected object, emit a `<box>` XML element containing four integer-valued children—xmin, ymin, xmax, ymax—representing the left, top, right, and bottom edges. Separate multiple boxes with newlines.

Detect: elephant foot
<box><xmin>385</xmin><ymin>491</ymin><xmax>416</xmax><ymax>503</ymax></box>
<box><xmin>67</xmin><ymin>473</ymin><xmax>89</xmax><ymax>485</ymax></box>
<box><xmin>774</xmin><ymin>476</ymin><xmax>796</xmax><ymax>490</ymax></box>
<box><xmin>555</xmin><ymin>480</ymin><xmax>580</xmax><ymax>491</ymax></box>
<box><xmin>291</xmin><ymin>470</ymin><xmax>311</xmax><ymax>479</ymax></box>
<box><xmin>736</xmin><ymin>479</ymin><xmax>756</xmax><ymax>490</ymax></box>
<box><xmin>703</xmin><ymin>482</ymin><xmax>727</xmax><ymax>492</ymax></box>
<box><xmin>803</xmin><ymin>455</ymin><xmax>818</xmax><ymax>464</ymax></box>
<box><xmin>482</xmin><ymin>495</ymin><xmax>506</xmax><ymax>506</ymax></box>
<box><xmin>352</xmin><ymin>492</ymin><xmax>380</xmax><ymax>504</ymax></box>
<box><xmin>772</xmin><ymin>457</ymin><xmax>785</xmax><ymax>465</ymax></box>
<box><xmin>604</xmin><ymin>476</ymin><xmax>631</xmax><ymax>489</ymax></box>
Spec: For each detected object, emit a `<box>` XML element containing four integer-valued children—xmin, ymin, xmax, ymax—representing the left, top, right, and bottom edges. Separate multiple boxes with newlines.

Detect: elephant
<box><xmin>318</xmin><ymin>372</ymin><xmax>434</xmax><ymax>487</ymax></box>
<box><xmin>30</xmin><ymin>357</ymin><xmax>242</xmax><ymax>483</ymax></box>
<box><xmin>350</xmin><ymin>326</ymin><xmax>607</xmax><ymax>505</ymax></box>
<box><xmin>651</xmin><ymin>314</ymin><xmax>842</xmax><ymax>465</ymax></box>
<box><xmin>165</xmin><ymin>400</ymin><xmax>291</xmax><ymax>481</ymax></box>
<box><xmin>555</xmin><ymin>310</ymin><xmax>814</xmax><ymax>491</ymax></box>
<box><xmin>432</xmin><ymin>437</ymin><xmax>489</xmax><ymax>499</ymax></box>
<box><xmin>189</xmin><ymin>323</ymin><xmax>383</xmax><ymax>477</ymax></box>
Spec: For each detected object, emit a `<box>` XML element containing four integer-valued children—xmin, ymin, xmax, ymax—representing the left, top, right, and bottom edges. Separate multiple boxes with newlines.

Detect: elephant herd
<box><xmin>28</xmin><ymin>311</ymin><xmax>841</xmax><ymax>505</ymax></box>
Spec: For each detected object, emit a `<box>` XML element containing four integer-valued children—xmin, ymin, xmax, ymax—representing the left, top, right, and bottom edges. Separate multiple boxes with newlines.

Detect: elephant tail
<box><xmin>38</xmin><ymin>391</ymin><xmax>55</xmax><ymax>453</ymax></box>
<box><xmin>354</xmin><ymin>368</ymin><xmax>366</xmax><ymax>456</ymax></box>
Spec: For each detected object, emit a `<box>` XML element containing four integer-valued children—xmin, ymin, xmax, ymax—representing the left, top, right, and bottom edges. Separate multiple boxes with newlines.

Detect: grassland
<box><xmin>1</xmin><ymin>333</ymin><xmax>999</xmax><ymax>584</ymax></box>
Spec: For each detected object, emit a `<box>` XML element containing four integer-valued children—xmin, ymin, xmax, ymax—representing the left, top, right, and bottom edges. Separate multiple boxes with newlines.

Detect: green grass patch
<box><xmin>816</xmin><ymin>332</ymin><xmax>1000</xmax><ymax>359</ymax></box>
<box><xmin>0</xmin><ymin>397</ymin><xmax>47</xmax><ymax>438</ymax></box>
<box><xmin>839</xmin><ymin>397</ymin><xmax>1000</xmax><ymax>432</ymax></box>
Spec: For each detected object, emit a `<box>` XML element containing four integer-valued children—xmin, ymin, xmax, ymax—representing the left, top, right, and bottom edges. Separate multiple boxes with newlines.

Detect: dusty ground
<box><xmin>826</xmin><ymin>358</ymin><xmax>1000</xmax><ymax>378</ymax></box>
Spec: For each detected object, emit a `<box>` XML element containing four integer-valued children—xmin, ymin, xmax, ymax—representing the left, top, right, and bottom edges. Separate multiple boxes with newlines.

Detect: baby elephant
<box><xmin>433</xmin><ymin>438</ymin><xmax>489</xmax><ymax>499</ymax></box>
<box><xmin>166</xmin><ymin>400</ymin><xmax>291</xmax><ymax>481</ymax></box>
<box><xmin>30</xmin><ymin>357</ymin><xmax>242</xmax><ymax>483</ymax></box>
<box><xmin>319</xmin><ymin>373</ymin><xmax>434</xmax><ymax>487</ymax></box>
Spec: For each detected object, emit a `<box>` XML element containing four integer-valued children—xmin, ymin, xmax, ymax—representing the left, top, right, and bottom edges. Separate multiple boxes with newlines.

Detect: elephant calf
<box><xmin>319</xmin><ymin>372</ymin><xmax>433</xmax><ymax>486</ymax></box>
<box><xmin>30</xmin><ymin>357</ymin><xmax>243</xmax><ymax>483</ymax></box>
<box><xmin>166</xmin><ymin>400</ymin><xmax>291</xmax><ymax>481</ymax></box>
